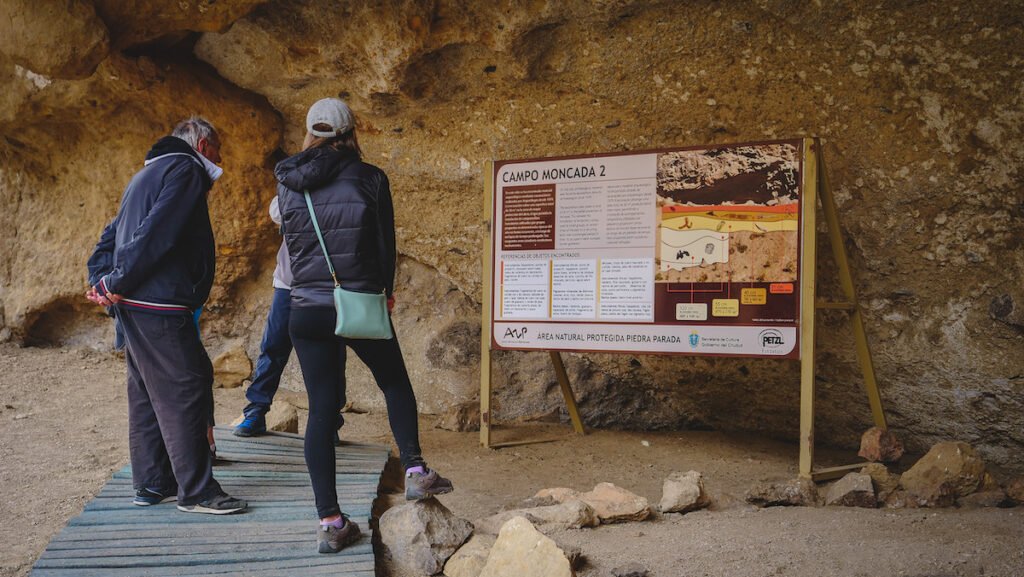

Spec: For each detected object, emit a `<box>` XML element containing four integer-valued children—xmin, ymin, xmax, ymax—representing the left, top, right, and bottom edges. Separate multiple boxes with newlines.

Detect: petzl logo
<box><xmin>688</xmin><ymin>331</ymin><xmax>700</xmax><ymax>348</ymax></box>
<box><xmin>759</xmin><ymin>329</ymin><xmax>784</xmax><ymax>348</ymax></box>
<box><xmin>504</xmin><ymin>326</ymin><xmax>528</xmax><ymax>339</ymax></box>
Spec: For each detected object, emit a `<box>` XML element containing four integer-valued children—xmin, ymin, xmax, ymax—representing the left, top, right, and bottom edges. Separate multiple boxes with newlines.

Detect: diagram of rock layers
<box><xmin>655</xmin><ymin>143</ymin><xmax>800</xmax><ymax>284</ymax></box>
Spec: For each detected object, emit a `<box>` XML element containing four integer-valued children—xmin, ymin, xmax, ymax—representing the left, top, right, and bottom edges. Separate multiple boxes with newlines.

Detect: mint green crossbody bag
<box><xmin>304</xmin><ymin>191</ymin><xmax>393</xmax><ymax>340</ymax></box>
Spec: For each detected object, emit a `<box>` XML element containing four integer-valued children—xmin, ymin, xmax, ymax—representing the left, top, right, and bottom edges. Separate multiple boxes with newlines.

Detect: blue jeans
<box><xmin>243</xmin><ymin>288</ymin><xmax>292</xmax><ymax>418</ymax></box>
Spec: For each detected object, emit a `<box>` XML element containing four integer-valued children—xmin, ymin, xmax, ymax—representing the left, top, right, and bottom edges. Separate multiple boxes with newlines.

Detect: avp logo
<box><xmin>688</xmin><ymin>330</ymin><xmax>700</xmax><ymax>349</ymax></box>
<box><xmin>504</xmin><ymin>326</ymin><xmax>528</xmax><ymax>339</ymax></box>
<box><xmin>759</xmin><ymin>329</ymin><xmax>784</xmax><ymax>348</ymax></box>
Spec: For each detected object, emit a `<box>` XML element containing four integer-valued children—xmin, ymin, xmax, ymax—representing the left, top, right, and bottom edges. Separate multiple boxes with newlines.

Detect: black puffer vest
<box><xmin>275</xmin><ymin>146</ymin><xmax>396</xmax><ymax>308</ymax></box>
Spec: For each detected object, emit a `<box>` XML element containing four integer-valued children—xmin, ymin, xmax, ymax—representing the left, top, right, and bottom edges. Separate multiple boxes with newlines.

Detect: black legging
<box><xmin>289</xmin><ymin>306</ymin><xmax>424</xmax><ymax>519</ymax></box>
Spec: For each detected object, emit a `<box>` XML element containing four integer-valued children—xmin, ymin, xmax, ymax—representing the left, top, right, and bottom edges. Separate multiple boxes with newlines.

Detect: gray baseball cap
<box><xmin>306</xmin><ymin>98</ymin><xmax>354</xmax><ymax>138</ymax></box>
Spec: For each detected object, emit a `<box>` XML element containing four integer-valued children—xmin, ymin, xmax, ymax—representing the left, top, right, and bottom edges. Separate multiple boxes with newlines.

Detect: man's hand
<box><xmin>86</xmin><ymin>286</ymin><xmax>123</xmax><ymax>307</ymax></box>
<box><xmin>387</xmin><ymin>295</ymin><xmax>395</xmax><ymax>313</ymax></box>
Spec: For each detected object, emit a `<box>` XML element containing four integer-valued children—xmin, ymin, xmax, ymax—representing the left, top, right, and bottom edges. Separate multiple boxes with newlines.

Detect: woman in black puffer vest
<box><xmin>275</xmin><ymin>98</ymin><xmax>454</xmax><ymax>554</ymax></box>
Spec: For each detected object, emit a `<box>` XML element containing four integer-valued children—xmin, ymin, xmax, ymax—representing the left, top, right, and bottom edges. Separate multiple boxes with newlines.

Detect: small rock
<box><xmin>212</xmin><ymin>343</ymin><xmax>251</xmax><ymax>388</ymax></box>
<box><xmin>860</xmin><ymin>463</ymin><xmax>900</xmax><ymax>502</ymax></box>
<box><xmin>858</xmin><ymin>427</ymin><xmax>905</xmax><ymax>463</ymax></box>
<box><xmin>229</xmin><ymin>402</ymin><xmax>299</xmax><ymax>434</ymax></box>
<box><xmin>530</xmin><ymin>487</ymin><xmax>582</xmax><ymax>507</ymax></box>
<box><xmin>444</xmin><ymin>534</ymin><xmax>495</xmax><ymax>577</ymax></box>
<box><xmin>612</xmin><ymin>561</ymin><xmax>649</xmax><ymax>577</ymax></box>
<box><xmin>883</xmin><ymin>489</ymin><xmax>910</xmax><ymax>509</ymax></box>
<box><xmin>980</xmin><ymin>472</ymin><xmax>1001</xmax><ymax>492</ymax></box>
<box><xmin>958</xmin><ymin>489</ymin><xmax>1011</xmax><ymax>509</ymax></box>
<box><xmin>745</xmin><ymin>477</ymin><xmax>818</xmax><ymax>507</ymax></box>
<box><xmin>659</xmin><ymin>470</ymin><xmax>711</xmax><ymax>514</ymax></box>
<box><xmin>479</xmin><ymin>516</ymin><xmax>574</xmax><ymax>577</ymax></box>
<box><xmin>580</xmin><ymin>482</ymin><xmax>651</xmax><ymax>523</ymax></box>
<box><xmin>475</xmin><ymin>499</ymin><xmax>599</xmax><ymax>535</ymax></box>
<box><xmin>379</xmin><ymin>497</ymin><xmax>473</xmax><ymax>575</ymax></box>
<box><xmin>1006</xmin><ymin>476</ymin><xmax>1024</xmax><ymax>504</ymax></box>
<box><xmin>900</xmin><ymin>441</ymin><xmax>986</xmax><ymax>503</ymax></box>
<box><xmin>825</xmin><ymin>473</ymin><xmax>877</xmax><ymax>508</ymax></box>
<box><xmin>436</xmin><ymin>402</ymin><xmax>480</xmax><ymax>432</ymax></box>
<box><xmin>531</xmin><ymin>484</ymin><xmax>650</xmax><ymax>523</ymax></box>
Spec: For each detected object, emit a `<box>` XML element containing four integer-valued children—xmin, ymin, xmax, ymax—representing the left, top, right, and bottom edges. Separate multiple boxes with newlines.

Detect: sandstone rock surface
<box><xmin>474</xmin><ymin>500</ymin><xmax>599</xmax><ymax>535</ymax></box>
<box><xmin>860</xmin><ymin>463</ymin><xmax>901</xmax><ymax>502</ymax></box>
<box><xmin>1007</xmin><ymin>477</ymin><xmax>1024</xmax><ymax>505</ymax></box>
<box><xmin>479</xmin><ymin>516</ymin><xmax>574</xmax><ymax>577</ymax></box>
<box><xmin>231</xmin><ymin>401</ymin><xmax>299</xmax><ymax>434</ymax></box>
<box><xmin>900</xmin><ymin>441</ymin><xmax>987</xmax><ymax>502</ymax></box>
<box><xmin>858</xmin><ymin>427</ymin><xmax>905</xmax><ymax>463</ymax></box>
<box><xmin>444</xmin><ymin>534</ymin><xmax>495</xmax><ymax>577</ymax></box>
<box><xmin>746</xmin><ymin>478</ymin><xmax>818</xmax><ymax>507</ymax></box>
<box><xmin>213</xmin><ymin>344</ymin><xmax>252</xmax><ymax>389</ymax></box>
<box><xmin>0</xmin><ymin>0</ymin><xmax>108</xmax><ymax>78</ymax></box>
<box><xmin>825</xmin><ymin>473</ymin><xmax>877</xmax><ymax>508</ymax></box>
<box><xmin>379</xmin><ymin>497</ymin><xmax>473</xmax><ymax>575</ymax></box>
<box><xmin>659</xmin><ymin>470</ymin><xmax>711</xmax><ymax>514</ymax></box>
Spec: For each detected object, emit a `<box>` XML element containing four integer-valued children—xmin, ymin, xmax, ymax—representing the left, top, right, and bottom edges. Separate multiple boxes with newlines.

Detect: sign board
<box><xmin>490</xmin><ymin>139</ymin><xmax>805</xmax><ymax>358</ymax></box>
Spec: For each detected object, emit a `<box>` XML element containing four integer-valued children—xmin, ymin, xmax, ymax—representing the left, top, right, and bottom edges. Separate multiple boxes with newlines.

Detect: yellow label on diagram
<box><xmin>712</xmin><ymin>299</ymin><xmax>740</xmax><ymax>317</ymax></box>
<box><xmin>741</xmin><ymin>288</ymin><xmax>767</xmax><ymax>305</ymax></box>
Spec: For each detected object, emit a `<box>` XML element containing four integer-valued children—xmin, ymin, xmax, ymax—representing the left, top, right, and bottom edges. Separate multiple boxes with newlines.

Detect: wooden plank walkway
<box><xmin>30</xmin><ymin>427</ymin><xmax>392</xmax><ymax>576</ymax></box>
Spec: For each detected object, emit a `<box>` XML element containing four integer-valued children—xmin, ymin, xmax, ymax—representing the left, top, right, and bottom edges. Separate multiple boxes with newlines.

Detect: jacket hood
<box><xmin>274</xmin><ymin>146</ymin><xmax>358</xmax><ymax>192</ymax></box>
<box><xmin>146</xmin><ymin>136</ymin><xmax>202</xmax><ymax>163</ymax></box>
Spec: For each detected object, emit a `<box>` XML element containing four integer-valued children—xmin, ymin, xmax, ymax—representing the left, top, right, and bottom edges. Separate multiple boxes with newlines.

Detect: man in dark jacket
<box><xmin>86</xmin><ymin>117</ymin><xmax>246</xmax><ymax>515</ymax></box>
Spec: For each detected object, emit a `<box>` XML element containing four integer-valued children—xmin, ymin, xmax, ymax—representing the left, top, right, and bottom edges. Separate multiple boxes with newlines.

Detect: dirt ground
<box><xmin>1</xmin><ymin>343</ymin><xmax>1022</xmax><ymax>577</ymax></box>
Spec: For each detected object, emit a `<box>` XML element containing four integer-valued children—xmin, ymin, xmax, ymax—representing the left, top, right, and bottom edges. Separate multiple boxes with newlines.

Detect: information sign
<box><xmin>490</xmin><ymin>140</ymin><xmax>805</xmax><ymax>358</ymax></box>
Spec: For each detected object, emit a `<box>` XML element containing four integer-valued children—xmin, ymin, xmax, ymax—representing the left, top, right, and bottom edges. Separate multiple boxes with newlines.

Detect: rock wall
<box><xmin>1</xmin><ymin>0</ymin><xmax>1021</xmax><ymax>472</ymax></box>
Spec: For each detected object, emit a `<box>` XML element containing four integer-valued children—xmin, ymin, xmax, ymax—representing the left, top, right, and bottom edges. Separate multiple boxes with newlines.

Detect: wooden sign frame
<box><xmin>479</xmin><ymin>138</ymin><xmax>887</xmax><ymax>479</ymax></box>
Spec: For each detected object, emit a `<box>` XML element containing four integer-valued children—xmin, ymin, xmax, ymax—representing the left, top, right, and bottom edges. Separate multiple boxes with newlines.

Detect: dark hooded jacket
<box><xmin>274</xmin><ymin>145</ymin><xmax>395</xmax><ymax>309</ymax></box>
<box><xmin>86</xmin><ymin>136</ymin><xmax>216</xmax><ymax>314</ymax></box>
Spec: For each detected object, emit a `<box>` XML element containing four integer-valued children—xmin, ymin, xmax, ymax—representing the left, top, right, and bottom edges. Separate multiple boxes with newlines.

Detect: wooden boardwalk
<box><xmin>30</xmin><ymin>427</ymin><xmax>391</xmax><ymax>577</ymax></box>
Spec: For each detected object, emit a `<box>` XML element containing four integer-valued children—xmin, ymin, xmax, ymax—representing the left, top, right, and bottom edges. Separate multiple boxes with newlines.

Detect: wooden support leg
<box><xmin>550</xmin><ymin>351</ymin><xmax>585</xmax><ymax>434</ymax></box>
<box><xmin>799</xmin><ymin>138</ymin><xmax>819</xmax><ymax>478</ymax></box>
<box><xmin>480</xmin><ymin>349</ymin><xmax>492</xmax><ymax>448</ymax></box>
<box><xmin>817</xmin><ymin>143</ymin><xmax>888</xmax><ymax>430</ymax></box>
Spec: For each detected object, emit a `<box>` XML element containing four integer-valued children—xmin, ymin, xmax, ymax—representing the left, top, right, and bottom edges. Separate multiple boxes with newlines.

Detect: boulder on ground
<box><xmin>858</xmin><ymin>426</ymin><xmax>905</xmax><ymax>463</ymax></box>
<box><xmin>958</xmin><ymin>489</ymin><xmax>1012</xmax><ymax>509</ymax></box>
<box><xmin>475</xmin><ymin>499</ymin><xmax>599</xmax><ymax>535</ymax></box>
<box><xmin>212</xmin><ymin>343</ymin><xmax>251</xmax><ymax>388</ymax></box>
<box><xmin>531</xmin><ymin>487</ymin><xmax>581</xmax><ymax>506</ymax></box>
<box><xmin>379</xmin><ymin>497</ymin><xmax>473</xmax><ymax>575</ymax></box>
<box><xmin>745</xmin><ymin>478</ymin><xmax>818</xmax><ymax>507</ymax></box>
<box><xmin>825</xmin><ymin>473</ymin><xmax>877</xmax><ymax>508</ymax></box>
<box><xmin>1006</xmin><ymin>476</ymin><xmax>1024</xmax><ymax>505</ymax></box>
<box><xmin>900</xmin><ymin>441</ymin><xmax>986</xmax><ymax>504</ymax></box>
<box><xmin>659</xmin><ymin>470</ymin><xmax>711</xmax><ymax>514</ymax></box>
<box><xmin>860</xmin><ymin>463</ymin><xmax>901</xmax><ymax>502</ymax></box>
<box><xmin>479</xmin><ymin>516</ymin><xmax>574</xmax><ymax>577</ymax></box>
<box><xmin>580</xmin><ymin>482</ymin><xmax>651</xmax><ymax>523</ymax></box>
<box><xmin>229</xmin><ymin>400</ymin><xmax>299</xmax><ymax>434</ymax></box>
<box><xmin>436</xmin><ymin>402</ymin><xmax>481</xmax><ymax>432</ymax></box>
<box><xmin>531</xmin><ymin>484</ymin><xmax>650</xmax><ymax>523</ymax></box>
<box><xmin>444</xmin><ymin>534</ymin><xmax>496</xmax><ymax>577</ymax></box>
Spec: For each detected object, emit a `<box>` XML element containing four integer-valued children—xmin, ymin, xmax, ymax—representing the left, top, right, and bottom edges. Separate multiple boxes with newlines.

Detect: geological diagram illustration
<box><xmin>655</xmin><ymin>144</ymin><xmax>800</xmax><ymax>283</ymax></box>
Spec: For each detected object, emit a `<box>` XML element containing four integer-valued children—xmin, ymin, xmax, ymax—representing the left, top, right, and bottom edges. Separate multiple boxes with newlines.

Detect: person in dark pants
<box><xmin>275</xmin><ymin>98</ymin><xmax>453</xmax><ymax>554</ymax></box>
<box><xmin>86</xmin><ymin>117</ymin><xmax>246</xmax><ymax>515</ymax></box>
<box><xmin>233</xmin><ymin>199</ymin><xmax>345</xmax><ymax>442</ymax></box>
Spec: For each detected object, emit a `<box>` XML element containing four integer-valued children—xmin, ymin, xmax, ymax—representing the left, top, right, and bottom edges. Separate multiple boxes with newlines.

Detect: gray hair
<box><xmin>171</xmin><ymin>116</ymin><xmax>218</xmax><ymax>150</ymax></box>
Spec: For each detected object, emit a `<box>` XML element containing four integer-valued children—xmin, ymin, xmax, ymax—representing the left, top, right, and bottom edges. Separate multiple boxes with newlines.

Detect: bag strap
<box><xmin>303</xmin><ymin>191</ymin><xmax>340</xmax><ymax>288</ymax></box>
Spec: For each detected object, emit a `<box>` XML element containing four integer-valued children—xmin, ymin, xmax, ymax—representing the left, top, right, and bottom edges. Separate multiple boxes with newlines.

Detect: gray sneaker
<box><xmin>318</xmin><ymin>516</ymin><xmax>362</xmax><ymax>554</ymax></box>
<box><xmin>177</xmin><ymin>493</ymin><xmax>247</xmax><ymax>515</ymax></box>
<box><xmin>405</xmin><ymin>468</ymin><xmax>454</xmax><ymax>500</ymax></box>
